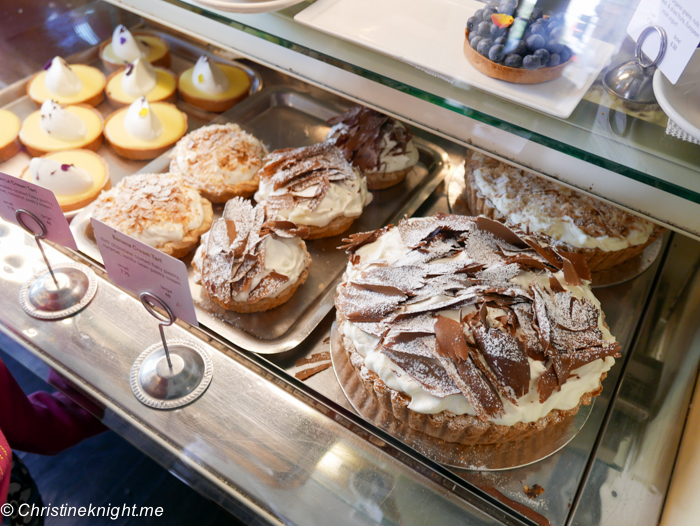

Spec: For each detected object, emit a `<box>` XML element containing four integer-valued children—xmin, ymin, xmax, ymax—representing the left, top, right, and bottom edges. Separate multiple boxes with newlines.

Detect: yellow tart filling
<box><xmin>105</xmin><ymin>103</ymin><xmax>186</xmax><ymax>149</ymax></box>
<box><xmin>106</xmin><ymin>68</ymin><xmax>176</xmax><ymax>104</ymax></box>
<box><xmin>28</xmin><ymin>65</ymin><xmax>105</xmax><ymax>105</ymax></box>
<box><xmin>0</xmin><ymin>109</ymin><xmax>21</xmax><ymax>148</ymax></box>
<box><xmin>179</xmin><ymin>64</ymin><xmax>250</xmax><ymax>102</ymax></box>
<box><xmin>102</xmin><ymin>35</ymin><xmax>169</xmax><ymax>65</ymax></box>
<box><xmin>20</xmin><ymin>105</ymin><xmax>102</xmax><ymax>152</ymax></box>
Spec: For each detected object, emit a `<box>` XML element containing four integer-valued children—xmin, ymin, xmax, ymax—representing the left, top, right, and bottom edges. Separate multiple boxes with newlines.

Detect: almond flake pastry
<box><xmin>335</xmin><ymin>214</ymin><xmax>621</xmax><ymax>446</ymax></box>
<box><xmin>254</xmin><ymin>142</ymin><xmax>372</xmax><ymax>240</ymax></box>
<box><xmin>169</xmin><ymin>123</ymin><xmax>268</xmax><ymax>202</ymax></box>
<box><xmin>192</xmin><ymin>197</ymin><xmax>311</xmax><ymax>313</ymax></box>
<box><xmin>89</xmin><ymin>172</ymin><xmax>213</xmax><ymax>258</ymax></box>
<box><xmin>464</xmin><ymin>150</ymin><xmax>664</xmax><ymax>271</ymax></box>
<box><xmin>326</xmin><ymin>106</ymin><xmax>419</xmax><ymax>190</ymax></box>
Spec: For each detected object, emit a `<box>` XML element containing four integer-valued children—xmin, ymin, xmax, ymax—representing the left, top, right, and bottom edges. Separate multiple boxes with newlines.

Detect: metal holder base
<box><xmin>19</xmin><ymin>262</ymin><xmax>98</xmax><ymax>320</ymax></box>
<box><xmin>130</xmin><ymin>339</ymin><xmax>213</xmax><ymax>410</ymax></box>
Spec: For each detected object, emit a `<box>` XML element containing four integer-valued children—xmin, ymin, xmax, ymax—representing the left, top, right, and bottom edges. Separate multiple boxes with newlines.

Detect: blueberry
<box><xmin>536</xmin><ymin>17</ymin><xmax>549</xmax><ymax>26</ymax></box>
<box><xmin>483</xmin><ymin>7</ymin><xmax>498</xmax><ymax>19</ymax></box>
<box><xmin>534</xmin><ymin>48</ymin><xmax>550</xmax><ymax>64</ymax></box>
<box><xmin>548</xmin><ymin>25</ymin><xmax>563</xmax><ymax>40</ymax></box>
<box><xmin>530</xmin><ymin>7</ymin><xmax>543</xmax><ymax>21</ymax></box>
<box><xmin>523</xmin><ymin>54</ymin><xmax>541</xmax><ymax>70</ymax></box>
<box><xmin>510</xmin><ymin>39</ymin><xmax>528</xmax><ymax>55</ymax></box>
<box><xmin>489</xmin><ymin>44</ymin><xmax>506</xmax><ymax>62</ymax></box>
<box><xmin>474</xmin><ymin>9</ymin><xmax>485</xmax><ymax>21</ymax></box>
<box><xmin>547</xmin><ymin>54</ymin><xmax>561</xmax><ymax>67</ymax></box>
<box><xmin>490</xmin><ymin>24</ymin><xmax>506</xmax><ymax>37</ymax></box>
<box><xmin>494</xmin><ymin>36</ymin><xmax>507</xmax><ymax>46</ymax></box>
<box><xmin>546</xmin><ymin>39</ymin><xmax>563</xmax><ymax>54</ymax></box>
<box><xmin>504</xmin><ymin>53</ymin><xmax>523</xmax><ymax>68</ymax></box>
<box><xmin>530</xmin><ymin>23</ymin><xmax>546</xmax><ymax>36</ymax></box>
<box><xmin>498</xmin><ymin>2</ymin><xmax>516</xmax><ymax>15</ymax></box>
<box><xmin>526</xmin><ymin>34</ymin><xmax>546</xmax><ymax>51</ymax></box>
<box><xmin>467</xmin><ymin>16</ymin><xmax>479</xmax><ymax>32</ymax></box>
<box><xmin>477</xmin><ymin>38</ymin><xmax>494</xmax><ymax>57</ymax></box>
<box><xmin>559</xmin><ymin>46</ymin><xmax>572</xmax><ymax>63</ymax></box>
<box><xmin>470</xmin><ymin>35</ymin><xmax>484</xmax><ymax>49</ymax></box>
<box><xmin>478</xmin><ymin>21</ymin><xmax>492</xmax><ymax>37</ymax></box>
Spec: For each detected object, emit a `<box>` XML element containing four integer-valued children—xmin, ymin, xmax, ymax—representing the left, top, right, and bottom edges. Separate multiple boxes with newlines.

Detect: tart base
<box><xmin>366</xmin><ymin>168</ymin><xmax>410</xmax><ymax>190</ymax></box>
<box><xmin>169</xmin><ymin>161</ymin><xmax>260</xmax><ymax>202</ymax></box>
<box><xmin>463</xmin><ymin>168</ymin><xmax>665</xmax><ymax>271</ymax></box>
<box><xmin>0</xmin><ymin>138</ymin><xmax>21</xmax><ymax>162</ymax></box>
<box><xmin>304</xmin><ymin>214</ymin><xmax>359</xmax><ymax>240</ymax></box>
<box><xmin>463</xmin><ymin>31</ymin><xmax>571</xmax><ymax>84</ymax></box>
<box><xmin>161</xmin><ymin>196</ymin><xmax>214</xmax><ymax>259</ymax></box>
<box><xmin>336</xmin><ymin>315</ymin><xmax>603</xmax><ymax>447</ymax></box>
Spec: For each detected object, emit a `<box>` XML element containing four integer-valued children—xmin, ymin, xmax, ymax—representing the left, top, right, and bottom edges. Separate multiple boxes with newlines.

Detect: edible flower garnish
<box><xmin>492</xmin><ymin>14</ymin><xmax>514</xmax><ymax>28</ymax></box>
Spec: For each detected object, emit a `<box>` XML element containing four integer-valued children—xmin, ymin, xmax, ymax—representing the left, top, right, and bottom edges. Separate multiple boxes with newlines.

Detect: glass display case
<box><xmin>1</xmin><ymin>1</ymin><xmax>700</xmax><ymax>525</ymax></box>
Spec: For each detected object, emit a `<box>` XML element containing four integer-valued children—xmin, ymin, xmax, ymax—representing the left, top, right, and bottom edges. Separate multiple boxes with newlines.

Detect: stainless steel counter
<box><xmin>2</xmin><ymin>3</ymin><xmax>700</xmax><ymax>526</ymax></box>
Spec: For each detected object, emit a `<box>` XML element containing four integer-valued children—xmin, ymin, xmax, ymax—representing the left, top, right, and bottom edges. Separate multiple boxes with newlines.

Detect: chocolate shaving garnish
<box><xmin>295</xmin><ymin>362</ymin><xmax>332</xmax><ymax>381</ymax></box>
<box><xmin>476</xmin><ymin>216</ymin><xmax>528</xmax><ymax>248</ymax></box>
<box><xmin>336</xmin><ymin>282</ymin><xmax>405</xmax><ymax>322</ymax></box>
<box><xmin>524</xmin><ymin>484</ymin><xmax>545</xmax><ymax>499</ymax></box>
<box><xmin>382</xmin><ymin>347</ymin><xmax>462</xmax><ymax>397</ymax></box>
<box><xmin>560</xmin><ymin>255</ymin><xmax>582</xmax><ymax>286</ymax></box>
<box><xmin>473</xmin><ymin>326</ymin><xmax>530</xmax><ymax>398</ymax></box>
<box><xmin>295</xmin><ymin>351</ymin><xmax>331</xmax><ymax>367</ymax></box>
<box><xmin>434</xmin><ymin>316</ymin><xmax>471</xmax><ymax>362</ymax></box>
<box><xmin>339</xmin><ymin>225</ymin><xmax>393</xmax><ymax>254</ymax></box>
<box><xmin>561</xmin><ymin>251</ymin><xmax>591</xmax><ymax>282</ymax></box>
<box><xmin>247</xmin><ymin>271</ymin><xmax>289</xmax><ymax>303</ymax></box>
<box><xmin>548</xmin><ymin>272</ymin><xmax>565</xmax><ymax>293</ymax></box>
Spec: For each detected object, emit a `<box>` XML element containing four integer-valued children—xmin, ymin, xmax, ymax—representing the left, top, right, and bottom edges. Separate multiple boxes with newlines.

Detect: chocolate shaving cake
<box><xmin>335</xmin><ymin>214</ymin><xmax>620</xmax><ymax>445</ymax></box>
<box><xmin>326</xmin><ymin>106</ymin><xmax>419</xmax><ymax>190</ymax></box>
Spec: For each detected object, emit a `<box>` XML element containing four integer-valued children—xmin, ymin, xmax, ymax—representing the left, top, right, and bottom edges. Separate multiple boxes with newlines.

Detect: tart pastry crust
<box><xmin>0</xmin><ymin>109</ymin><xmax>21</xmax><ymax>162</ymax></box>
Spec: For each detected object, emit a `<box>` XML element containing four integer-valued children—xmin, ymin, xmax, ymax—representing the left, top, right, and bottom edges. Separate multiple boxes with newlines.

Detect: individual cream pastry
<box><xmin>327</xmin><ymin>106</ymin><xmax>419</xmax><ymax>190</ymax></box>
<box><xmin>178</xmin><ymin>56</ymin><xmax>251</xmax><ymax>112</ymax></box>
<box><xmin>0</xmin><ymin>109</ymin><xmax>21</xmax><ymax>161</ymax></box>
<box><xmin>463</xmin><ymin>150</ymin><xmax>665</xmax><ymax>271</ymax></box>
<box><xmin>27</xmin><ymin>57</ymin><xmax>105</xmax><ymax>107</ymax></box>
<box><xmin>99</xmin><ymin>25</ymin><xmax>171</xmax><ymax>70</ymax></box>
<box><xmin>19</xmin><ymin>100</ymin><xmax>104</xmax><ymax>156</ymax></box>
<box><xmin>335</xmin><ymin>215</ymin><xmax>620</xmax><ymax>446</ymax></box>
<box><xmin>105</xmin><ymin>59</ymin><xmax>177</xmax><ymax>106</ymax></box>
<box><xmin>254</xmin><ymin>142</ymin><xmax>372</xmax><ymax>240</ymax></box>
<box><xmin>192</xmin><ymin>197</ymin><xmax>311</xmax><ymax>313</ymax></box>
<box><xmin>89</xmin><ymin>172</ymin><xmax>213</xmax><ymax>258</ymax></box>
<box><xmin>169</xmin><ymin>123</ymin><xmax>267</xmax><ymax>202</ymax></box>
<box><xmin>20</xmin><ymin>149</ymin><xmax>110</xmax><ymax>212</ymax></box>
<box><xmin>104</xmin><ymin>98</ymin><xmax>187</xmax><ymax>160</ymax></box>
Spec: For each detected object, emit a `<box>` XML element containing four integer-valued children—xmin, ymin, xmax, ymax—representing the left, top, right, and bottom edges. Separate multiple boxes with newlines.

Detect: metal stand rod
<box><xmin>15</xmin><ymin>209</ymin><xmax>59</xmax><ymax>289</ymax></box>
<box><xmin>140</xmin><ymin>292</ymin><xmax>176</xmax><ymax>369</ymax></box>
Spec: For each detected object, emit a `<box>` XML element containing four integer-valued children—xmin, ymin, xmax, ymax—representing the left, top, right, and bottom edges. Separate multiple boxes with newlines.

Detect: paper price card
<box><xmin>0</xmin><ymin>172</ymin><xmax>78</xmax><ymax>250</ymax></box>
<box><xmin>91</xmin><ymin>218</ymin><xmax>198</xmax><ymax>326</ymax></box>
<box><xmin>628</xmin><ymin>0</ymin><xmax>700</xmax><ymax>84</ymax></box>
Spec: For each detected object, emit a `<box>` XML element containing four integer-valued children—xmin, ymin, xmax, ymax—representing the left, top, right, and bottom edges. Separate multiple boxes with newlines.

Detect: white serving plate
<box><xmin>654</xmin><ymin>49</ymin><xmax>700</xmax><ymax>141</ymax></box>
<box><xmin>295</xmin><ymin>0</ymin><xmax>615</xmax><ymax>118</ymax></box>
<box><xmin>191</xmin><ymin>0</ymin><xmax>305</xmax><ymax>14</ymax></box>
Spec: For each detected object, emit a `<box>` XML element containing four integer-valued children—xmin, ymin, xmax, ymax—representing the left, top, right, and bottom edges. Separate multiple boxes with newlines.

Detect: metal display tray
<box><xmin>0</xmin><ymin>28</ymin><xmax>262</xmax><ymax>199</ymax></box>
<box><xmin>71</xmin><ymin>86</ymin><xmax>451</xmax><ymax>354</ymax></box>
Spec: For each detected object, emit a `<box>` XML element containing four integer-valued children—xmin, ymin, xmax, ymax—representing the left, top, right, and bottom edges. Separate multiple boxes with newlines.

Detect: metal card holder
<box><xmin>130</xmin><ymin>292</ymin><xmax>213</xmax><ymax>410</ymax></box>
<box><xmin>16</xmin><ymin>209</ymin><xmax>97</xmax><ymax>320</ymax></box>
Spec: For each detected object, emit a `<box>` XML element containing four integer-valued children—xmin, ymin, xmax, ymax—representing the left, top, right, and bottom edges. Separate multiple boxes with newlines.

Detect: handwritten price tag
<box><xmin>628</xmin><ymin>0</ymin><xmax>700</xmax><ymax>84</ymax></box>
<box><xmin>0</xmin><ymin>172</ymin><xmax>78</xmax><ymax>250</ymax></box>
<box><xmin>90</xmin><ymin>218</ymin><xmax>198</xmax><ymax>326</ymax></box>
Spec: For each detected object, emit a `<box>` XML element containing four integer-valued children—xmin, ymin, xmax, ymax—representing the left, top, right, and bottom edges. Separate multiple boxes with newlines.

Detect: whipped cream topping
<box><xmin>191</xmin><ymin>56</ymin><xmax>229</xmax><ymax>95</ymax></box>
<box><xmin>91</xmin><ymin>173</ymin><xmax>204</xmax><ymax>249</ymax></box>
<box><xmin>124</xmin><ymin>97</ymin><xmax>162</xmax><ymax>141</ymax></box>
<box><xmin>254</xmin><ymin>142</ymin><xmax>372</xmax><ymax>228</ymax></box>
<box><xmin>44</xmin><ymin>57</ymin><xmax>82</xmax><ymax>97</ymax></box>
<box><xmin>28</xmin><ymin>158</ymin><xmax>93</xmax><ymax>196</ymax></box>
<box><xmin>111</xmin><ymin>25</ymin><xmax>147</xmax><ymax>64</ymax></box>
<box><xmin>169</xmin><ymin>124</ymin><xmax>267</xmax><ymax>190</ymax></box>
<box><xmin>39</xmin><ymin>100</ymin><xmax>87</xmax><ymax>141</ymax></box>
<box><xmin>336</xmin><ymin>216</ymin><xmax>619</xmax><ymax>426</ymax></box>
<box><xmin>468</xmin><ymin>151</ymin><xmax>655</xmax><ymax>251</ymax></box>
<box><xmin>193</xmin><ymin>197</ymin><xmax>310</xmax><ymax>305</ymax></box>
<box><xmin>121</xmin><ymin>58</ymin><xmax>157</xmax><ymax>98</ymax></box>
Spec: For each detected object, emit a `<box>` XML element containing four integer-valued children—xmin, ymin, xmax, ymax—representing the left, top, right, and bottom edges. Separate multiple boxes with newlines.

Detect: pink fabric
<box><xmin>0</xmin><ymin>357</ymin><xmax>106</xmax><ymax>505</ymax></box>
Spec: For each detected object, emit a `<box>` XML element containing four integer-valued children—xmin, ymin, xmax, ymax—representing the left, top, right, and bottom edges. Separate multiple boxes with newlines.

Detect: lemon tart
<box><xmin>178</xmin><ymin>56</ymin><xmax>251</xmax><ymax>113</ymax></box>
<box><xmin>27</xmin><ymin>57</ymin><xmax>106</xmax><ymax>107</ymax></box>
<box><xmin>104</xmin><ymin>98</ymin><xmax>187</xmax><ymax>160</ymax></box>
<box><xmin>19</xmin><ymin>100</ymin><xmax>104</xmax><ymax>157</ymax></box>
<box><xmin>20</xmin><ymin>149</ymin><xmax>110</xmax><ymax>213</ymax></box>
<box><xmin>99</xmin><ymin>25</ymin><xmax>171</xmax><ymax>71</ymax></box>
<box><xmin>105</xmin><ymin>59</ymin><xmax>177</xmax><ymax>106</ymax></box>
<box><xmin>0</xmin><ymin>109</ymin><xmax>21</xmax><ymax>161</ymax></box>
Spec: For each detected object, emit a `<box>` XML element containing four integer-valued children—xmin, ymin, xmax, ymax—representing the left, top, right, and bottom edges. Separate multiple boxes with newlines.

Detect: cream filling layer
<box><xmin>255</xmin><ymin>177</ymin><xmax>372</xmax><ymax>227</ymax></box>
<box><xmin>191</xmin><ymin>56</ymin><xmax>228</xmax><ymax>95</ymax></box>
<box><xmin>44</xmin><ymin>57</ymin><xmax>82</xmax><ymax>97</ymax></box>
<box><xmin>341</xmin><ymin>228</ymin><xmax>617</xmax><ymax>426</ymax></box>
<box><xmin>122</xmin><ymin>58</ymin><xmax>157</xmax><ymax>98</ymax></box>
<box><xmin>123</xmin><ymin>98</ymin><xmax>162</xmax><ymax>141</ymax></box>
<box><xmin>111</xmin><ymin>26</ymin><xmax>146</xmax><ymax>63</ymax></box>
<box><xmin>39</xmin><ymin>100</ymin><xmax>87</xmax><ymax>141</ymax></box>
<box><xmin>472</xmin><ymin>168</ymin><xmax>654</xmax><ymax>251</ymax></box>
<box><xmin>125</xmin><ymin>188</ymin><xmax>204</xmax><ymax>248</ymax></box>
<box><xmin>28</xmin><ymin>158</ymin><xmax>93</xmax><ymax>195</ymax></box>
